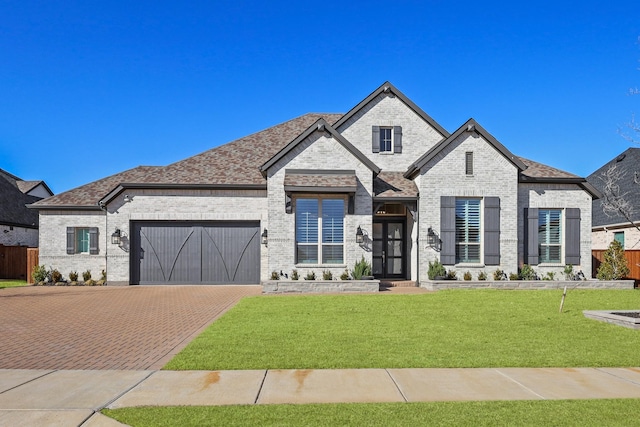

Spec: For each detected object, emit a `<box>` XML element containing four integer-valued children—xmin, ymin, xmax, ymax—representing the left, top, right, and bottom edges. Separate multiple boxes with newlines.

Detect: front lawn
<box><xmin>103</xmin><ymin>399</ymin><xmax>640</xmax><ymax>426</ymax></box>
<box><xmin>165</xmin><ymin>289</ymin><xmax>640</xmax><ymax>370</ymax></box>
<box><xmin>0</xmin><ymin>280</ymin><xmax>28</xmax><ymax>289</ymax></box>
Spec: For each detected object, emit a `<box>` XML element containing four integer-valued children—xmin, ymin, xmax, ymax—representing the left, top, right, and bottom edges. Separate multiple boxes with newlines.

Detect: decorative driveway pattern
<box><xmin>0</xmin><ymin>285</ymin><xmax>260</xmax><ymax>370</ymax></box>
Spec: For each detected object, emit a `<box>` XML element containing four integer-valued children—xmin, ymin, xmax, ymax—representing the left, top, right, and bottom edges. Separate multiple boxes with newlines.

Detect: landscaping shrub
<box><xmin>351</xmin><ymin>256</ymin><xmax>371</xmax><ymax>279</ymax></box>
<box><xmin>51</xmin><ymin>269</ymin><xmax>63</xmax><ymax>283</ymax></box>
<box><xmin>270</xmin><ymin>271</ymin><xmax>280</xmax><ymax>280</ymax></box>
<box><xmin>69</xmin><ymin>271</ymin><xmax>79</xmax><ymax>282</ymax></box>
<box><xmin>446</xmin><ymin>269</ymin><xmax>457</xmax><ymax>280</ymax></box>
<box><xmin>82</xmin><ymin>270</ymin><xmax>91</xmax><ymax>281</ymax></box>
<box><xmin>340</xmin><ymin>269</ymin><xmax>350</xmax><ymax>280</ymax></box>
<box><xmin>509</xmin><ymin>273</ymin><xmax>519</xmax><ymax>280</ymax></box>
<box><xmin>519</xmin><ymin>264</ymin><xmax>536</xmax><ymax>280</ymax></box>
<box><xmin>304</xmin><ymin>271</ymin><xmax>316</xmax><ymax>280</ymax></box>
<box><xmin>597</xmin><ymin>240</ymin><xmax>630</xmax><ymax>280</ymax></box>
<box><xmin>291</xmin><ymin>269</ymin><xmax>299</xmax><ymax>280</ymax></box>
<box><xmin>477</xmin><ymin>271</ymin><xmax>487</xmax><ymax>281</ymax></box>
<box><xmin>463</xmin><ymin>271</ymin><xmax>472</xmax><ymax>281</ymax></box>
<box><xmin>493</xmin><ymin>268</ymin><xmax>505</xmax><ymax>281</ymax></box>
<box><xmin>428</xmin><ymin>259</ymin><xmax>446</xmax><ymax>279</ymax></box>
<box><xmin>322</xmin><ymin>270</ymin><xmax>333</xmax><ymax>280</ymax></box>
<box><xmin>31</xmin><ymin>265</ymin><xmax>48</xmax><ymax>283</ymax></box>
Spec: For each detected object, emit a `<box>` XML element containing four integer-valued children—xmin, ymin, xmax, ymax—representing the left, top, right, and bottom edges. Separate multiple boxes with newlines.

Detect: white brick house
<box><xmin>30</xmin><ymin>82</ymin><xmax>599</xmax><ymax>286</ymax></box>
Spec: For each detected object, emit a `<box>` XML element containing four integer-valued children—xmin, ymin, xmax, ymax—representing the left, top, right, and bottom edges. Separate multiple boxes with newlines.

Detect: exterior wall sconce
<box><xmin>427</xmin><ymin>227</ymin><xmax>441</xmax><ymax>251</ymax></box>
<box><xmin>356</xmin><ymin>226</ymin><xmax>364</xmax><ymax>244</ymax></box>
<box><xmin>111</xmin><ymin>229</ymin><xmax>122</xmax><ymax>245</ymax></box>
<box><xmin>261</xmin><ymin>229</ymin><xmax>268</xmax><ymax>245</ymax></box>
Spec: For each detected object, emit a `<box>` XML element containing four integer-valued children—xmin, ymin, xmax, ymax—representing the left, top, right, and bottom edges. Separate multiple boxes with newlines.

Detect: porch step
<box><xmin>379</xmin><ymin>280</ymin><xmax>417</xmax><ymax>288</ymax></box>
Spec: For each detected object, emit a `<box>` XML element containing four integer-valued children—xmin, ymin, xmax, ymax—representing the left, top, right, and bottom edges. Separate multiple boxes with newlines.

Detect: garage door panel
<box><xmin>202</xmin><ymin>225</ymin><xmax>259</xmax><ymax>283</ymax></box>
<box><xmin>133</xmin><ymin>221</ymin><xmax>260</xmax><ymax>285</ymax></box>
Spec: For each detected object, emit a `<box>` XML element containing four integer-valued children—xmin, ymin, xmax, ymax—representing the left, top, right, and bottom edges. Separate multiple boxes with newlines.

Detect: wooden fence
<box><xmin>27</xmin><ymin>248</ymin><xmax>39</xmax><ymax>284</ymax></box>
<box><xmin>0</xmin><ymin>245</ymin><xmax>27</xmax><ymax>280</ymax></box>
<box><xmin>0</xmin><ymin>246</ymin><xmax>39</xmax><ymax>282</ymax></box>
<box><xmin>592</xmin><ymin>249</ymin><xmax>640</xmax><ymax>285</ymax></box>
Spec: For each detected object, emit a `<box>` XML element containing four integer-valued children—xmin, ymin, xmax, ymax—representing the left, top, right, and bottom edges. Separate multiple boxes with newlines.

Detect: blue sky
<box><xmin>1</xmin><ymin>1</ymin><xmax>639</xmax><ymax>194</ymax></box>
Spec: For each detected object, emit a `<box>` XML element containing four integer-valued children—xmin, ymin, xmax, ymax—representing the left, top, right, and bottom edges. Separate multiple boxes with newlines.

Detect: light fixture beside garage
<box><xmin>356</xmin><ymin>226</ymin><xmax>364</xmax><ymax>244</ymax></box>
<box><xmin>261</xmin><ymin>228</ymin><xmax>268</xmax><ymax>245</ymax></box>
<box><xmin>111</xmin><ymin>229</ymin><xmax>122</xmax><ymax>245</ymax></box>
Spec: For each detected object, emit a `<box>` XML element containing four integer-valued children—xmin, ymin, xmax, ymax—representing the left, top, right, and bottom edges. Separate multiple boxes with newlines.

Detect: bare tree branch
<box><xmin>598</xmin><ymin>164</ymin><xmax>640</xmax><ymax>234</ymax></box>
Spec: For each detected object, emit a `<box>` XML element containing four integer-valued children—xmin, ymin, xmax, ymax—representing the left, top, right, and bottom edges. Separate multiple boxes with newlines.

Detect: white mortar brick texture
<box><xmin>337</xmin><ymin>93</ymin><xmax>444</xmax><ymax>172</ymax></box>
<box><xmin>418</xmin><ymin>132</ymin><xmax>520</xmax><ymax>285</ymax></box>
<box><xmin>517</xmin><ymin>183</ymin><xmax>594</xmax><ymax>278</ymax></box>
<box><xmin>38</xmin><ymin>210</ymin><xmax>107</xmax><ymax>281</ymax></box>
<box><xmin>266</xmin><ymin>131</ymin><xmax>373</xmax><ymax>279</ymax></box>
<box><xmin>592</xmin><ymin>228</ymin><xmax>640</xmax><ymax>250</ymax></box>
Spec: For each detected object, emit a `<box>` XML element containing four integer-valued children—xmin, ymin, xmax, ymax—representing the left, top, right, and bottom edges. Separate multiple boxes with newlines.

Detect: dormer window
<box><xmin>372</xmin><ymin>126</ymin><xmax>402</xmax><ymax>154</ymax></box>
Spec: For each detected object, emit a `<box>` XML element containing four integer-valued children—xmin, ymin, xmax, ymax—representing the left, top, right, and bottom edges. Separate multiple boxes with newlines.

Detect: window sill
<box><xmin>454</xmin><ymin>263</ymin><xmax>485</xmax><ymax>268</ymax></box>
<box><xmin>537</xmin><ymin>263</ymin><xmax>563</xmax><ymax>267</ymax></box>
<box><xmin>295</xmin><ymin>264</ymin><xmax>348</xmax><ymax>269</ymax></box>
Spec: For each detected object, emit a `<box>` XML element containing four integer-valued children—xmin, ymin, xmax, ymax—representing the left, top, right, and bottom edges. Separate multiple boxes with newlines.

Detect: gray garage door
<box><xmin>131</xmin><ymin>221</ymin><xmax>260</xmax><ymax>285</ymax></box>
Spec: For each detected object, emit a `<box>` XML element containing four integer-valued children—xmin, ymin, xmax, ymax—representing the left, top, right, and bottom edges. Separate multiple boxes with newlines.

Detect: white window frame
<box><xmin>455</xmin><ymin>198</ymin><xmax>482</xmax><ymax>264</ymax></box>
<box><xmin>379</xmin><ymin>127</ymin><xmax>393</xmax><ymax>152</ymax></box>
<box><xmin>75</xmin><ymin>228</ymin><xmax>91</xmax><ymax>254</ymax></box>
<box><xmin>295</xmin><ymin>196</ymin><xmax>345</xmax><ymax>265</ymax></box>
<box><xmin>538</xmin><ymin>209</ymin><xmax>562</xmax><ymax>264</ymax></box>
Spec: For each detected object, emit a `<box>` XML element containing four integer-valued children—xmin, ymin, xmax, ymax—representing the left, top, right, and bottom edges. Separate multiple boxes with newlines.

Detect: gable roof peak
<box><xmin>333</xmin><ymin>81</ymin><xmax>450</xmax><ymax>138</ymax></box>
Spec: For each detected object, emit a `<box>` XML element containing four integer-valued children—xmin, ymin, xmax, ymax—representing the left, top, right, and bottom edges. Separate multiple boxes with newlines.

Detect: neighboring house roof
<box><xmin>16</xmin><ymin>180</ymin><xmax>53</xmax><ymax>197</ymax></box>
<box><xmin>405</xmin><ymin>119</ymin><xmax>527</xmax><ymax>179</ymax></box>
<box><xmin>0</xmin><ymin>170</ymin><xmax>42</xmax><ymax>228</ymax></box>
<box><xmin>586</xmin><ymin>147</ymin><xmax>640</xmax><ymax>227</ymax></box>
<box><xmin>333</xmin><ymin>81</ymin><xmax>450</xmax><ymax>140</ymax></box>
<box><xmin>260</xmin><ymin>118</ymin><xmax>380</xmax><ymax>176</ymax></box>
<box><xmin>374</xmin><ymin>171</ymin><xmax>419</xmax><ymax>200</ymax></box>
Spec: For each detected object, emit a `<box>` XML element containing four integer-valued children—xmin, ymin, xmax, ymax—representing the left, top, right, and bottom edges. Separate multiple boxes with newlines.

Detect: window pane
<box><xmin>296</xmin><ymin>199</ymin><xmax>318</xmax><ymax>244</ymax></box>
<box><xmin>297</xmin><ymin>245</ymin><xmax>318</xmax><ymax>264</ymax></box>
<box><xmin>380</xmin><ymin>128</ymin><xmax>392</xmax><ymax>152</ymax></box>
<box><xmin>76</xmin><ymin>228</ymin><xmax>90</xmax><ymax>253</ymax></box>
<box><xmin>455</xmin><ymin>199</ymin><xmax>481</xmax><ymax>263</ymax></box>
<box><xmin>322</xmin><ymin>245</ymin><xmax>343</xmax><ymax>264</ymax></box>
<box><xmin>538</xmin><ymin>210</ymin><xmax>562</xmax><ymax>263</ymax></box>
<box><xmin>322</xmin><ymin>199</ymin><xmax>344</xmax><ymax>243</ymax></box>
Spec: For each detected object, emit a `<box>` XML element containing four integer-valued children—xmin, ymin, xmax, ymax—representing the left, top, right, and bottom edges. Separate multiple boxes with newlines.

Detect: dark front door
<box><xmin>372</xmin><ymin>220</ymin><xmax>405</xmax><ymax>279</ymax></box>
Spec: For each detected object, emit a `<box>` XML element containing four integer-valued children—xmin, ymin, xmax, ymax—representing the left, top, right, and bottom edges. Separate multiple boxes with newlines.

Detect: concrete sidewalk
<box><xmin>1</xmin><ymin>368</ymin><xmax>640</xmax><ymax>426</ymax></box>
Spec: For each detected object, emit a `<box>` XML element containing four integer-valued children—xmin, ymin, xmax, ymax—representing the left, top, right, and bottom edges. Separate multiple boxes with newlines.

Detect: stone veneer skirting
<box><xmin>421</xmin><ymin>280</ymin><xmax>635</xmax><ymax>291</ymax></box>
<box><xmin>262</xmin><ymin>280</ymin><xmax>380</xmax><ymax>294</ymax></box>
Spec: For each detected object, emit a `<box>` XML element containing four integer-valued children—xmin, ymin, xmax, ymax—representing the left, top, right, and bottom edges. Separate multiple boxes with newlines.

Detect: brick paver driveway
<box><xmin>0</xmin><ymin>285</ymin><xmax>260</xmax><ymax>370</ymax></box>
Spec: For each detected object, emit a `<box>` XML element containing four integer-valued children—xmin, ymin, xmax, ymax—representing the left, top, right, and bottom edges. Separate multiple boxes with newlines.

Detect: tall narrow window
<box><xmin>455</xmin><ymin>199</ymin><xmax>481</xmax><ymax>263</ymax></box>
<box><xmin>538</xmin><ymin>209</ymin><xmax>562</xmax><ymax>263</ymax></box>
<box><xmin>465</xmin><ymin>152</ymin><xmax>473</xmax><ymax>175</ymax></box>
<box><xmin>614</xmin><ymin>231</ymin><xmax>625</xmax><ymax>247</ymax></box>
<box><xmin>296</xmin><ymin>197</ymin><xmax>344</xmax><ymax>264</ymax></box>
<box><xmin>380</xmin><ymin>128</ymin><xmax>392</xmax><ymax>152</ymax></box>
<box><xmin>296</xmin><ymin>199</ymin><xmax>319</xmax><ymax>264</ymax></box>
<box><xmin>76</xmin><ymin>228</ymin><xmax>90</xmax><ymax>253</ymax></box>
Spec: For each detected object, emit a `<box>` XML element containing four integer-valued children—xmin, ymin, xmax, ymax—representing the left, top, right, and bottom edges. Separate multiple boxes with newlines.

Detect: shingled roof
<box><xmin>31</xmin><ymin>113</ymin><xmax>343</xmax><ymax>209</ymax></box>
<box><xmin>0</xmin><ymin>170</ymin><xmax>42</xmax><ymax>228</ymax></box>
<box><xmin>587</xmin><ymin>147</ymin><xmax>640</xmax><ymax>227</ymax></box>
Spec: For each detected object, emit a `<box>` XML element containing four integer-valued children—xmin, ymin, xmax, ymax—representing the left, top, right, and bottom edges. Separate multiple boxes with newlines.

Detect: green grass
<box><xmin>103</xmin><ymin>399</ymin><xmax>640</xmax><ymax>426</ymax></box>
<box><xmin>0</xmin><ymin>280</ymin><xmax>28</xmax><ymax>289</ymax></box>
<box><xmin>165</xmin><ymin>289</ymin><xmax>640</xmax><ymax>370</ymax></box>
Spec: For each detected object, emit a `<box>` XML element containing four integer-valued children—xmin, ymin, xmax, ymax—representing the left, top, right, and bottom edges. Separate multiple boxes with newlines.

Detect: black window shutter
<box><xmin>89</xmin><ymin>227</ymin><xmax>99</xmax><ymax>255</ymax></box>
<box><xmin>393</xmin><ymin>126</ymin><xmax>402</xmax><ymax>153</ymax></box>
<box><xmin>440</xmin><ymin>196</ymin><xmax>456</xmax><ymax>265</ymax></box>
<box><xmin>484</xmin><ymin>197</ymin><xmax>500</xmax><ymax>265</ymax></box>
<box><xmin>524</xmin><ymin>208</ymin><xmax>539</xmax><ymax>265</ymax></box>
<box><xmin>565</xmin><ymin>208</ymin><xmax>581</xmax><ymax>265</ymax></box>
<box><xmin>66</xmin><ymin>227</ymin><xmax>75</xmax><ymax>254</ymax></box>
<box><xmin>372</xmin><ymin>126</ymin><xmax>380</xmax><ymax>153</ymax></box>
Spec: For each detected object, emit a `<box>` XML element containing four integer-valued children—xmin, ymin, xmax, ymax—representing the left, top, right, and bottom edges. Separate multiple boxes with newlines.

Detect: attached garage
<box><xmin>131</xmin><ymin>221</ymin><xmax>260</xmax><ymax>285</ymax></box>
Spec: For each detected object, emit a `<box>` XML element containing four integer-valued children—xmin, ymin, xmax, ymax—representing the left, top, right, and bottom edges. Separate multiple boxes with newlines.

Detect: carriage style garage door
<box><xmin>131</xmin><ymin>221</ymin><xmax>260</xmax><ymax>285</ymax></box>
